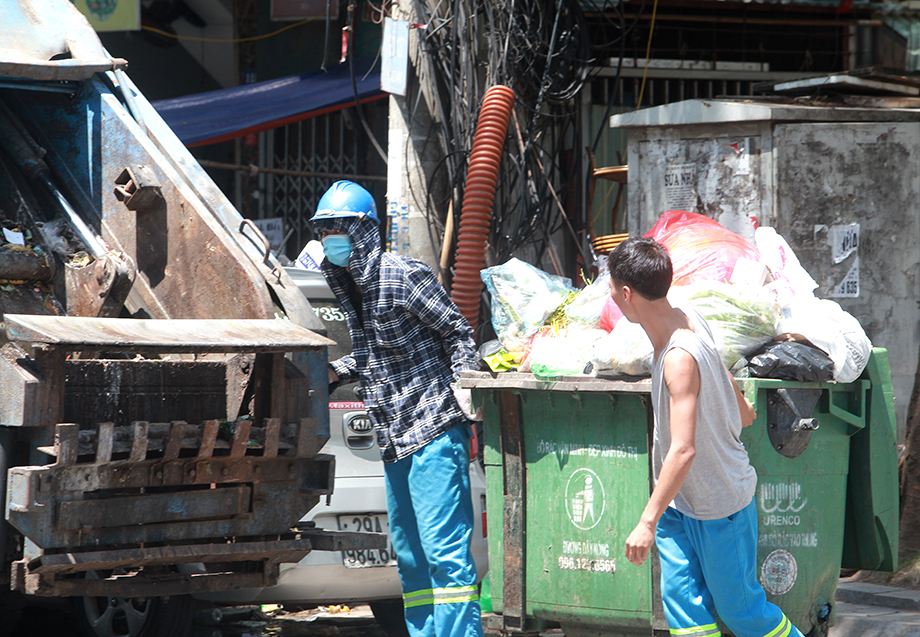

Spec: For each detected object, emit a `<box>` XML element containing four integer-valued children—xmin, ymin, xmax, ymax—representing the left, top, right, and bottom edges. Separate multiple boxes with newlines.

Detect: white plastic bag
<box><xmin>777</xmin><ymin>297</ymin><xmax>871</xmax><ymax>383</ymax></box>
<box><xmin>587</xmin><ymin>319</ymin><xmax>654</xmax><ymax>376</ymax></box>
<box><xmin>669</xmin><ymin>282</ymin><xmax>780</xmax><ymax>369</ymax></box>
<box><xmin>564</xmin><ymin>272</ymin><xmax>611</xmax><ymax>329</ymax></box>
<box><xmin>755</xmin><ymin>227</ymin><xmax>818</xmax><ymax>308</ymax></box>
<box><xmin>528</xmin><ymin>328</ymin><xmax>607</xmax><ymax>379</ymax></box>
<box><xmin>481</xmin><ymin>258</ymin><xmax>574</xmax><ymax>350</ymax></box>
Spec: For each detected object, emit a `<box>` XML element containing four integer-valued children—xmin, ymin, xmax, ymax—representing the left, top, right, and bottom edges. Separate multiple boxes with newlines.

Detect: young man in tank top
<box><xmin>607</xmin><ymin>238</ymin><xmax>805</xmax><ymax>637</ymax></box>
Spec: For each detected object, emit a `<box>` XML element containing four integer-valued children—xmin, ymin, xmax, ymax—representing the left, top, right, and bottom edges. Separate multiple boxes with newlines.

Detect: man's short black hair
<box><xmin>607</xmin><ymin>237</ymin><xmax>673</xmax><ymax>300</ymax></box>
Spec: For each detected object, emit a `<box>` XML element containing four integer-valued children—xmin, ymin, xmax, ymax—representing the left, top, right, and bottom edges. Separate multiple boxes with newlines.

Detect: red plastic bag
<box><xmin>599</xmin><ymin>297</ymin><xmax>623</xmax><ymax>332</ymax></box>
<box><xmin>644</xmin><ymin>210</ymin><xmax>760</xmax><ymax>286</ymax></box>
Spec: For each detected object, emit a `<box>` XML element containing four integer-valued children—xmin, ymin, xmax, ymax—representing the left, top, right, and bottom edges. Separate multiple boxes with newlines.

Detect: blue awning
<box><xmin>152</xmin><ymin>57</ymin><xmax>385</xmax><ymax>147</ymax></box>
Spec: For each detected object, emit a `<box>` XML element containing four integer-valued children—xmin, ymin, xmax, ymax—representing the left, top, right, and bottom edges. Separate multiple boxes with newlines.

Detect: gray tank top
<box><xmin>651</xmin><ymin>305</ymin><xmax>757</xmax><ymax>520</ymax></box>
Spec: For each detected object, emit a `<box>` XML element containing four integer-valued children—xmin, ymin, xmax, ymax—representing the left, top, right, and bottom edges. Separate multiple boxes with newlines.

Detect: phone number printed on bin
<box><xmin>558</xmin><ymin>556</ymin><xmax>617</xmax><ymax>573</ymax></box>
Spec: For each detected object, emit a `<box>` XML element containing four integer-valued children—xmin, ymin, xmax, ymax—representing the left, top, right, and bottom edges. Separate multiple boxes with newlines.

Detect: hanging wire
<box><xmin>636</xmin><ymin>0</ymin><xmax>661</xmax><ymax>109</ymax></box>
<box><xmin>409</xmin><ymin>0</ymin><xmax>595</xmax><ymax>273</ymax></box>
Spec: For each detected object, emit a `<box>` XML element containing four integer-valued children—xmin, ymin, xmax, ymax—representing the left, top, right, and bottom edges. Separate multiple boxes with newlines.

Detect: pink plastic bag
<box><xmin>599</xmin><ymin>297</ymin><xmax>623</xmax><ymax>332</ymax></box>
<box><xmin>644</xmin><ymin>210</ymin><xmax>760</xmax><ymax>287</ymax></box>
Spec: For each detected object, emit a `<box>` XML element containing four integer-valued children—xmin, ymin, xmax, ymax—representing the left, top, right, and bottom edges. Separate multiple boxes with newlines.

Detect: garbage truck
<box><xmin>0</xmin><ymin>2</ymin><xmax>383</xmax><ymax>636</ymax></box>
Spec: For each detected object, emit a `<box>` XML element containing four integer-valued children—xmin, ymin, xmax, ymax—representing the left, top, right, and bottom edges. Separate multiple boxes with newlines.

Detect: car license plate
<box><xmin>337</xmin><ymin>514</ymin><xmax>399</xmax><ymax>568</ymax></box>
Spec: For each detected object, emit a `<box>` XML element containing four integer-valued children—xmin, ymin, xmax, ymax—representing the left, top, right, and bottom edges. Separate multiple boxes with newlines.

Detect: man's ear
<box><xmin>621</xmin><ymin>284</ymin><xmax>634</xmax><ymax>304</ymax></box>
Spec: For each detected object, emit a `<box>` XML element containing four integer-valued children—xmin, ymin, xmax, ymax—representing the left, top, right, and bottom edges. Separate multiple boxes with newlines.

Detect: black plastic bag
<box><xmin>748</xmin><ymin>342</ymin><xmax>835</xmax><ymax>383</ymax></box>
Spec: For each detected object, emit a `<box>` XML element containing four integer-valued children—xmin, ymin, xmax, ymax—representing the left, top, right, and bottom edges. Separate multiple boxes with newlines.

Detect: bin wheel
<box><xmin>806</xmin><ymin>624</ymin><xmax>829</xmax><ymax>637</ymax></box>
<box><xmin>70</xmin><ymin>571</ymin><xmax>193</xmax><ymax>637</ymax></box>
<box><xmin>370</xmin><ymin>598</ymin><xmax>410</xmax><ymax>637</ymax></box>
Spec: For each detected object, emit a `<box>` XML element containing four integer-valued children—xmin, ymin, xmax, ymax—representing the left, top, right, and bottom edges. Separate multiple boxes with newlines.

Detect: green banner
<box><xmin>71</xmin><ymin>0</ymin><xmax>139</xmax><ymax>31</ymax></box>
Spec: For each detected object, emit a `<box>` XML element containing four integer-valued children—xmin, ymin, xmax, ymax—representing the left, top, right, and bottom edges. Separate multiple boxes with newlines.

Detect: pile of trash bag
<box><xmin>478</xmin><ymin>210</ymin><xmax>871</xmax><ymax>383</ymax></box>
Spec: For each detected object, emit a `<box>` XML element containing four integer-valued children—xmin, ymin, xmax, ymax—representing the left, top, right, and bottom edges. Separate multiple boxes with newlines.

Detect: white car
<box><xmin>196</xmin><ymin>267</ymin><xmax>489</xmax><ymax>635</ymax></box>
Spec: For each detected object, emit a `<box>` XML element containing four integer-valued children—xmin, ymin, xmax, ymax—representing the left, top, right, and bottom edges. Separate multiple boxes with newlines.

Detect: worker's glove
<box><xmin>452</xmin><ymin>383</ymin><xmax>482</xmax><ymax>421</ymax></box>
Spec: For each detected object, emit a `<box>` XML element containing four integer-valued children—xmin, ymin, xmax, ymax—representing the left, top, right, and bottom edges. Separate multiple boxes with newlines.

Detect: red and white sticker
<box><xmin>330</xmin><ymin>402</ymin><xmax>365</xmax><ymax>410</ymax></box>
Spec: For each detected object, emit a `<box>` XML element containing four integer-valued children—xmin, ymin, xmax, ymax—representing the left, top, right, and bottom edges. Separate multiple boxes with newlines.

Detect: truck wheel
<box><xmin>71</xmin><ymin>572</ymin><xmax>193</xmax><ymax>637</ymax></box>
<box><xmin>0</xmin><ymin>590</ymin><xmax>24</xmax><ymax>637</ymax></box>
<box><xmin>369</xmin><ymin>598</ymin><xmax>410</xmax><ymax>637</ymax></box>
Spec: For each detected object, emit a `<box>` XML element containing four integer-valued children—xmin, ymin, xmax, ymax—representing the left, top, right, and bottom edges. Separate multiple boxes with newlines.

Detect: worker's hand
<box><xmin>625</xmin><ymin>521</ymin><xmax>655</xmax><ymax>567</ymax></box>
<box><xmin>452</xmin><ymin>384</ymin><xmax>481</xmax><ymax>421</ymax></box>
<box><xmin>328</xmin><ymin>367</ymin><xmax>339</xmax><ymax>384</ymax></box>
<box><xmin>740</xmin><ymin>393</ymin><xmax>756</xmax><ymax>428</ymax></box>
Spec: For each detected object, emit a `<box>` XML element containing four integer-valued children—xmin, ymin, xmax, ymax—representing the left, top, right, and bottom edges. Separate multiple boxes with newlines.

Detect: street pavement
<box><xmin>11</xmin><ymin>578</ymin><xmax>920</xmax><ymax>635</ymax></box>
<box><xmin>833</xmin><ymin>579</ymin><xmax>920</xmax><ymax>637</ymax></box>
<box><xmin>196</xmin><ymin>580</ymin><xmax>920</xmax><ymax>636</ymax></box>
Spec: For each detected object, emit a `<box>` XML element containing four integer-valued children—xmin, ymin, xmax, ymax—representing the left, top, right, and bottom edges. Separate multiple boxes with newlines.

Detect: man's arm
<box><xmin>404</xmin><ymin>266</ymin><xmax>478</xmax><ymax>379</ymax></box>
<box><xmin>625</xmin><ymin>348</ymin><xmax>700</xmax><ymax>567</ymax></box>
<box><xmin>329</xmin><ymin>355</ymin><xmax>359</xmax><ymax>385</ymax></box>
<box><xmin>728</xmin><ymin>370</ymin><xmax>756</xmax><ymax>427</ymax></box>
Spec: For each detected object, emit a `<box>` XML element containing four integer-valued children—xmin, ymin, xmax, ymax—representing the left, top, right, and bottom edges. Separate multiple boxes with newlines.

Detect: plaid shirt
<box><xmin>320</xmin><ymin>218</ymin><xmax>478</xmax><ymax>462</ymax></box>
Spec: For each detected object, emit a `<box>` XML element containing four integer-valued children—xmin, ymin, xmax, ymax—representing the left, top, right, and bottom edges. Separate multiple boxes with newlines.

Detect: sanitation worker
<box><xmin>308</xmin><ymin>180</ymin><xmax>482</xmax><ymax>637</ymax></box>
<box><xmin>607</xmin><ymin>237</ymin><xmax>805</xmax><ymax>637</ymax></box>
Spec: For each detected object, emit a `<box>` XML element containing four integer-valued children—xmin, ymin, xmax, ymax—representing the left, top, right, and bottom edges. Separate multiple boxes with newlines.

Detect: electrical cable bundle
<box><xmin>402</xmin><ymin>0</ymin><xmax>640</xmax><ymax>335</ymax></box>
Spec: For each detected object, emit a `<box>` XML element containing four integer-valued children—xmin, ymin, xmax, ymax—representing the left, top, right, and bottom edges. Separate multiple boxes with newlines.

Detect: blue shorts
<box><xmin>656</xmin><ymin>499</ymin><xmax>805</xmax><ymax>637</ymax></box>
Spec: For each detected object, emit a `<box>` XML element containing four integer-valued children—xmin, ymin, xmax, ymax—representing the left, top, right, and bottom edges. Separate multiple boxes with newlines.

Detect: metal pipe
<box><xmin>196</xmin><ymin>159</ymin><xmax>387</xmax><ymax>182</ymax></box>
<box><xmin>114</xmin><ymin>69</ymin><xmax>147</xmax><ymax>134</ymax></box>
<box><xmin>38</xmin><ymin>174</ymin><xmax>106</xmax><ymax>259</ymax></box>
<box><xmin>619</xmin><ymin>13</ymin><xmax>882</xmax><ymax>27</ymax></box>
<box><xmin>0</xmin><ymin>249</ymin><xmax>54</xmax><ymax>281</ymax></box>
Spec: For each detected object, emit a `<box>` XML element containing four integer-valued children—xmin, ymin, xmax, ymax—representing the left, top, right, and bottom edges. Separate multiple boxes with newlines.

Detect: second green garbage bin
<box><xmin>463</xmin><ymin>348</ymin><xmax>897</xmax><ymax>637</ymax></box>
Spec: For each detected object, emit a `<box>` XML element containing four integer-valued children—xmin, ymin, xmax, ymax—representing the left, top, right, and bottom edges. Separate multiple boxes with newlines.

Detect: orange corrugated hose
<box><xmin>451</xmin><ymin>85</ymin><xmax>515</xmax><ymax>331</ymax></box>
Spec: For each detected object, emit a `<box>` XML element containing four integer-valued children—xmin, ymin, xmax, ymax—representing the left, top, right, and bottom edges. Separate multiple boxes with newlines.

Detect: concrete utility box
<box><xmin>610</xmin><ymin>99</ymin><xmax>920</xmax><ymax>437</ymax></box>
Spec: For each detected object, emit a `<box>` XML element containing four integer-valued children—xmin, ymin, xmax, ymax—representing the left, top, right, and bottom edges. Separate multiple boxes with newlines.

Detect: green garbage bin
<box><xmin>462</xmin><ymin>348</ymin><xmax>897</xmax><ymax>637</ymax></box>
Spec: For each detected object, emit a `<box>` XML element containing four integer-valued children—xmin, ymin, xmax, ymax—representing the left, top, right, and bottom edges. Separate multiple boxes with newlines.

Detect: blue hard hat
<box><xmin>310</xmin><ymin>181</ymin><xmax>379</xmax><ymax>224</ymax></box>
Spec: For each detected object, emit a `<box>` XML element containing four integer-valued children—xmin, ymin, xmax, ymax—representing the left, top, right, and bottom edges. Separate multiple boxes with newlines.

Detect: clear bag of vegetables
<box><xmin>481</xmin><ymin>258</ymin><xmax>575</xmax><ymax>352</ymax></box>
<box><xmin>669</xmin><ymin>281</ymin><xmax>780</xmax><ymax>369</ymax></box>
<box><xmin>564</xmin><ymin>271</ymin><xmax>611</xmax><ymax>329</ymax></box>
<box><xmin>587</xmin><ymin>318</ymin><xmax>655</xmax><ymax>376</ymax></box>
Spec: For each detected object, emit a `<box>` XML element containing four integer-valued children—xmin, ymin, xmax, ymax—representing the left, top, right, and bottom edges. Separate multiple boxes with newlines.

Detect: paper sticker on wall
<box><xmin>829</xmin><ymin>223</ymin><xmax>859</xmax><ymax>264</ymax></box>
<box><xmin>729</xmin><ymin>139</ymin><xmax>750</xmax><ymax>176</ymax></box>
<box><xmin>664</xmin><ymin>163</ymin><xmax>697</xmax><ymax>211</ymax></box>
<box><xmin>829</xmin><ymin>256</ymin><xmax>859</xmax><ymax>298</ymax></box>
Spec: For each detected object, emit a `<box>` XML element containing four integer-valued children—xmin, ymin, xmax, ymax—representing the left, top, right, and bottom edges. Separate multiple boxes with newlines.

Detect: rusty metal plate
<box><xmin>7</xmin><ymin>454</ymin><xmax>335</xmax><ymax>549</ymax></box>
<box><xmin>2</xmin><ymin>315</ymin><xmax>335</xmax><ymax>352</ymax></box>
<box><xmin>56</xmin><ymin>485</ymin><xmax>252</xmax><ymax>529</ymax></box>
<box><xmin>29</xmin><ymin>530</ymin><xmax>385</xmax><ymax>575</ymax></box>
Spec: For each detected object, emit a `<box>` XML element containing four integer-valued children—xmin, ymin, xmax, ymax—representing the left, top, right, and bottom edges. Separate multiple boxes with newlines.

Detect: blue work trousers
<box><xmin>656</xmin><ymin>499</ymin><xmax>806</xmax><ymax>637</ymax></box>
<box><xmin>384</xmin><ymin>424</ymin><xmax>483</xmax><ymax>637</ymax></box>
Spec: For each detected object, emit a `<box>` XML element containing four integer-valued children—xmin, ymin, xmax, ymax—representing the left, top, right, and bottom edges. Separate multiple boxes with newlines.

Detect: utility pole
<box><xmin>234</xmin><ymin>0</ymin><xmax>260</xmax><ymax>220</ymax></box>
<box><xmin>385</xmin><ymin>3</ymin><xmax>443</xmax><ymax>271</ymax></box>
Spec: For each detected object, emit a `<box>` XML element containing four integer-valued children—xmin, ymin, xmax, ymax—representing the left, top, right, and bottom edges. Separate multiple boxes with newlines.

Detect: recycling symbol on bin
<box><xmin>565</xmin><ymin>468</ymin><xmax>606</xmax><ymax>530</ymax></box>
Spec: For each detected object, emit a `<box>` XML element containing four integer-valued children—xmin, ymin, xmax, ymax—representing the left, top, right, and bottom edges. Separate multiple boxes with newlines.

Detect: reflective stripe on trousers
<box><xmin>667</xmin><ymin>612</ymin><xmax>792</xmax><ymax>637</ymax></box>
<box><xmin>403</xmin><ymin>585</ymin><xmax>479</xmax><ymax>608</ymax></box>
<box><xmin>670</xmin><ymin>623</ymin><xmax>721</xmax><ymax>637</ymax></box>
